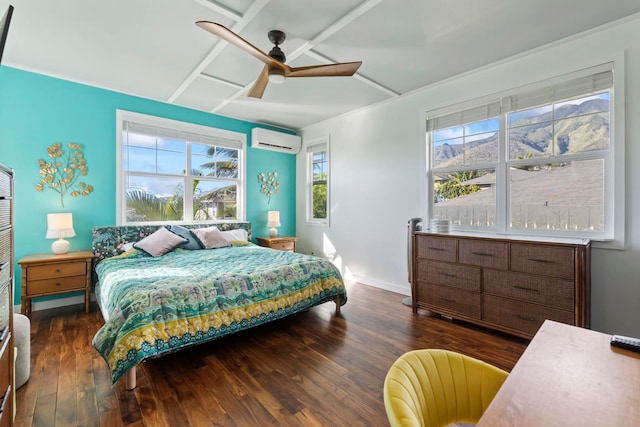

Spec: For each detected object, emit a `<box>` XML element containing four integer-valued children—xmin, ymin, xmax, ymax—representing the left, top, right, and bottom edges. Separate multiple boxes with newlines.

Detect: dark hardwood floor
<box><xmin>15</xmin><ymin>282</ymin><xmax>528</xmax><ymax>426</ymax></box>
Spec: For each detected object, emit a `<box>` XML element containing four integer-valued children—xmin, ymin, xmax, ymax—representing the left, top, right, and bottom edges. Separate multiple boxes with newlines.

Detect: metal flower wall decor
<box><xmin>258</xmin><ymin>171</ymin><xmax>279</xmax><ymax>204</ymax></box>
<box><xmin>36</xmin><ymin>142</ymin><xmax>94</xmax><ymax>207</ymax></box>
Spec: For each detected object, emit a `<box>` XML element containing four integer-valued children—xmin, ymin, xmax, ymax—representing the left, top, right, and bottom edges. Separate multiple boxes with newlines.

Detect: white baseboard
<box><xmin>351</xmin><ymin>275</ymin><xmax>411</xmax><ymax>296</ymax></box>
<box><xmin>14</xmin><ymin>294</ymin><xmax>90</xmax><ymax>313</ymax></box>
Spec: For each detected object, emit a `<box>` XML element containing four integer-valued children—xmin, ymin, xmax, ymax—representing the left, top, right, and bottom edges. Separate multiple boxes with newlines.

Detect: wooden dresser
<box><xmin>0</xmin><ymin>163</ymin><xmax>14</xmax><ymax>426</ymax></box>
<box><xmin>412</xmin><ymin>231</ymin><xmax>590</xmax><ymax>339</ymax></box>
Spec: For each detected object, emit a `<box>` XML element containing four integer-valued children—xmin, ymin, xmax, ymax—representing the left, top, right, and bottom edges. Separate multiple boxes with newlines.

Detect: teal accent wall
<box><xmin>0</xmin><ymin>66</ymin><xmax>296</xmax><ymax>306</ymax></box>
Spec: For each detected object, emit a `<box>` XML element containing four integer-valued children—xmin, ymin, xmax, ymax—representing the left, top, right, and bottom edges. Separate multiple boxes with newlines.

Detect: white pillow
<box><xmin>221</xmin><ymin>229</ymin><xmax>248</xmax><ymax>242</ymax></box>
<box><xmin>133</xmin><ymin>227</ymin><xmax>188</xmax><ymax>257</ymax></box>
<box><xmin>192</xmin><ymin>227</ymin><xmax>231</xmax><ymax>249</ymax></box>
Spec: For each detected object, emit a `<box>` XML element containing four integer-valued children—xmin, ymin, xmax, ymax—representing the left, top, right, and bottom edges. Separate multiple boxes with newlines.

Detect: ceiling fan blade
<box><xmin>196</xmin><ymin>21</ymin><xmax>283</xmax><ymax>68</ymax></box>
<box><xmin>247</xmin><ymin>66</ymin><xmax>270</xmax><ymax>98</ymax></box>
<box><xmin>286</xmin><ymin>61</ymin><xmax>362</xmax><ymax>78</ymax></box>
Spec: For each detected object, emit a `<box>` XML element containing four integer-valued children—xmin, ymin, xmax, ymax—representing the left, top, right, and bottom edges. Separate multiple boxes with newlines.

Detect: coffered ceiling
<box><xmin>3</xmin><ymin>0</ymin><xmax>640</xmax><ymax>130</ymax></box>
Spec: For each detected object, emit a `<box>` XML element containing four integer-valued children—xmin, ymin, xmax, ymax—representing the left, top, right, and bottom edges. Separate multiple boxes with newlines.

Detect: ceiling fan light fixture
<box><xmin>268</xmin><ymin>68</ymin><xmax>285</xmax><ymax>84</ymax></box>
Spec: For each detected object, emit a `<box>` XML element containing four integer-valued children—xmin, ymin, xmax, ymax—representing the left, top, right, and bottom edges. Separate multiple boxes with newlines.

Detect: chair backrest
<box><xmin>383</xmin><ymin>349</ymin><xmax>508</xmax><ymax>427</ymax></box>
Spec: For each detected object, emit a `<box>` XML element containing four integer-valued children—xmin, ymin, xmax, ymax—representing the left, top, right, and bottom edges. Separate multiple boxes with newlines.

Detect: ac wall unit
<box><xmin>251</xmin><ymin>127</ymin><xmax>301</xmax><ymax>154</ymax></box>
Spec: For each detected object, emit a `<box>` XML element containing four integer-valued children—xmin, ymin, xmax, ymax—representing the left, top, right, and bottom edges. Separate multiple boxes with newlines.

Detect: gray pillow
<box><xmin>168</xmin><ymin>225</ymin><xmax>203</xmax><ymax>250</ymax></box>
<box><xmin>191</xmin><ymin>226</ymin><xmax>231</xmax><ymax>249</ymax></box>
<box><xmin>133</xmin><ymin>227</ymin><xmax>188</xmax><ymax>257</ymax></box>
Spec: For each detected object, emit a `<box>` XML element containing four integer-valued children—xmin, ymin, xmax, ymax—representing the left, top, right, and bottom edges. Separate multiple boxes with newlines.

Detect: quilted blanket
<box><xmin>93</xmin><ymin>244</ymin><xmax>346</xmax><ymax>385</ymax></box>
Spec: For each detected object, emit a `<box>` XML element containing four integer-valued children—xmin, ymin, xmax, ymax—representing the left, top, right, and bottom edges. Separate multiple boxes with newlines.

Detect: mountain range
<box><xmin>434</xmin><ymin>98</ymin><xmax>609</xmax><ymax>167</ymax></box>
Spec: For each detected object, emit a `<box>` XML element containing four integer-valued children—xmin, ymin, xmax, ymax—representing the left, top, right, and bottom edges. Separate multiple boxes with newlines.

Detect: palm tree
<box><xmin>125</xmin><ymin>146</ymin><xmax>238</xmax><ymax>222</ymax></box>
<box><xmin>126</xmin><ymin>189</ymin><xmax>176</xmax><ymax>221</ymax></box>
<box><xmin>200</xmin><ymin>147</ymin><xmax>238</xmax><ymax>178</ymax></box>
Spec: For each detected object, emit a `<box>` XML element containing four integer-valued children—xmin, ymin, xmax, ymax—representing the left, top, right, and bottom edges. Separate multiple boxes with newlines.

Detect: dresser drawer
<box><xmin>0</xmin><ymin>200</ymin><xmax>9</xmax><ymax>230</ymax></box>
<box><xmin>510</xmin><ymin>243</ymin><xmax>575</xmax><ymax>279</ymax></box>
<box><xmin>27</xmin><ymin>274</ymin><xmax>86</xmax><ymax>295</ymax></box>
<box><xmin>483</xmin><ymin>295</ymin><xmax>574</xmax><ymax>336</ymax></box>
<box><xmin>483</xmin><ymin>269</ymin><xmax>574</xmax><ymax>310</ymax></box>
<box><xmin>28</xmin><ymin>261</ymin><xmax>87</xmax><ymax>280</ymax></box>
<box><xmin>0</xmin><ymin>229</ymin><xmax>9</xmax><ymax>268</ymax></box>
<box><xmin>0</xmin><ymin>171</ymin><xmax>9</xmax><ymax>198</ymax></box>
<box><xmin>417</xmin><ymin>259</ymin><xmax>480</xmax><ymax>291</ymax></box>
<box><xmin>415</xmin><ymin>235</ymin><xmax>457</xmax><ymax>262</ymax></box>
<box><xmin>0</xmin><ymin>268</ymin><xmax>8</xmax><ymax>291</ymax></box>
<box><xmin>418</xmin><ymin>283</ymin><xmax>481</xmax><ymax>319</ymax></box>
<box><xmin>458</xmin><ymin>239</ymin><xmax>508</xmax><ymax>269</ymax></box>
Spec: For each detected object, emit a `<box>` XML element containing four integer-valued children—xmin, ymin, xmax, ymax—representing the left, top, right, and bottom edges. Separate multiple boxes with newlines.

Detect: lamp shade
<box><xmin>267</xmin><ymin>211</ymin><xmax>280</xmax><ymax>237</ymax></box>
<box><xmin>46</xmin><ymin>213</ymin><xmax>76</xmax><ymax>238</ymax></box>
<box><xmin>267</xmin><ymin>211</ymin><xmax>281</xmax><ymax>227</ymax></box>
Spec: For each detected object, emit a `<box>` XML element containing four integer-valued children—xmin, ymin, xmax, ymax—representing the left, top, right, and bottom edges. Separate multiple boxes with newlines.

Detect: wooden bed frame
<box><xmin>122</xmin><ymin>295</ymin><xmax>342</xmax><ymax>390</ymax></box>
<box><xmin>91</xmin><ymin>221</ymin><xmax>345</xmax><ymax>390</ymax></box>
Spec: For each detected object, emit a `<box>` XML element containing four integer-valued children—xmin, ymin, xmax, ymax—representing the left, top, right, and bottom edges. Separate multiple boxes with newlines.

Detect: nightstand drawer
<box><xmin>28</xmin><ymin>261</ymin><xmax>87</xmax><ymax>280</ymax></box>
<box><xmin>27</xmin><ymin>274</ymin><xmax>86</xmax><ymax>295</ymax></box>
<box><xmin>272</xmin><ymin>241</ymin><xmax>295</xmax><ymax>251</ymax></box>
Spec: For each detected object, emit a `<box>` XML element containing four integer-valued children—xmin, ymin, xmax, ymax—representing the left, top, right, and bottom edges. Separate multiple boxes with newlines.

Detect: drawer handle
<box><xmin>471</xmin><ymin>251</ymin><xmax>493</xmax><ymax>257</ymax></box>
<box><xmin>440</xmin><ymin>297</ymin><xmax>455</xmax><ymax>302</ymax></box>
<box><xmin>0</xmin><ymin>262</ymin><xmax>7</xmax><ymax>272</ymax></box>
<box><xmin>55</xmin><ymin>269</ymin><xmax>61</xmax><ymax>273</ymax></box>
<box><xmin>55</xmin><ymin>282</ymin><xmax>61</xmax><ymax>287</ymax></box>
<box><xmin>512</xmin><ymin>314</ymin><xmax>537</xmax><ymax>322</ymax></box>
<box><xmin>438</xmin><ymin>272</ymin><xmax>457</xmax><ymax>279</ymax></box>
<box><xmin>428</xmin><ymin>247</ymin><xmax>445</xmax><ymax>251</ymax></box>
<box><xmin>527</xmin><ymin>258</ymin><xmax>554</xmax><ymax>264</ymax></box>
<box><xmin>513</xmin><ymin>285</ymin><xmax>540</xmax><ymax>293</ymax></box>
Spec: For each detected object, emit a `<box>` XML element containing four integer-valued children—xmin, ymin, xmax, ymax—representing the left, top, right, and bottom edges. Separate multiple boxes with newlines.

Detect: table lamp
<box><xmin>46</xmin><ymin>213</ymin><xmax>76</xmax><ymax>254</ymax></box>
<box><xmin>267</xmin><ymin>211</ymin><xmax>281</xmax><ymax>237</ymax></box>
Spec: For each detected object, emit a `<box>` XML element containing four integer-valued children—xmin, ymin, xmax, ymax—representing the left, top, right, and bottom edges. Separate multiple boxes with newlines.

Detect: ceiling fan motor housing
<box><xmin>268</xmin><ymin>30</ymin><xmax>287</xmax><ymax>63</ymax></box>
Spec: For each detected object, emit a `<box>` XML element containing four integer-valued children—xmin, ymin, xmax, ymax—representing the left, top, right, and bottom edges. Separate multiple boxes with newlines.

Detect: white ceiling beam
<box><xmin>167</xmin><ymin>0</ymin><xmax>270</xmax><ymax>103</ymax></box>
<box><xmin>200</xmin><ymin>73</ymin><xmax>245</xmax><ymax>89</ymax></box>
<box><xmin>192</xmin><ymin>0</ymin><xmax>243</xmax><ymax>22</ymax></box>
<box><xmin>209</xmin><ymin>0</ymin><xmax>386</xmax><ymax>114</ymax></box>
<box><xmin>288</xmin><ymin>0</ymin><xmax>383</xmax><ymax>59</ymax></box>
<box><xmin>305</xmin><ymin>49</ymin><xmax>400</xmax><ymax>97</ymax></box>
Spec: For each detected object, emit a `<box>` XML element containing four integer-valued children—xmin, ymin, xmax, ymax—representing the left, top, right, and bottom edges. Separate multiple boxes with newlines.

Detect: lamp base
<box><xmin>51</xmin><ymin>238</ymin><xmax>70</xmax><ymax>255</ymax></box>
<box><xmin>269</xmin><ymin>227</ymin><xmax>278</xmax><ymax>237</ymax></box>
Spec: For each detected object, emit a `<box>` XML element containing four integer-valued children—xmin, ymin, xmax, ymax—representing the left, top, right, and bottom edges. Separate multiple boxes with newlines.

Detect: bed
<box><xmin>91</xmin><ymin>221</ymin><xmax>347</xmax><ymax>389</ymax></box>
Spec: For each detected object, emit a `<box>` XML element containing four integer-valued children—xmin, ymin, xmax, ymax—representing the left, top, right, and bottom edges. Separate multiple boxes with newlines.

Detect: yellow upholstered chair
<box><xmin>383</xmin><ymin>349</ymin><xmax>508</xmax><ymax>427</ymax></box>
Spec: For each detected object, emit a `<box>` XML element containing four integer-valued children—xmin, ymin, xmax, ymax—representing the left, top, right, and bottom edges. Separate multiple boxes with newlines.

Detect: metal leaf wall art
<box><xmin>36</xmin><ymin>142</ymin><xmax>94</xmax><ymax>207</ymax></box>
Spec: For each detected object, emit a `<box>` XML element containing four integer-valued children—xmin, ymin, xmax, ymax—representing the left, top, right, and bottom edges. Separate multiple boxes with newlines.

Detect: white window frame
<box><xmin>425</xmin><ymin>60</ymin><xmax>625</xmax><ymax>248</ymax></box>
<box><xmin>306</xmin><ymin>135</ymin><xmax>330</xmax><ymax>226</ymax></box>
<box><xmin>116</xmin><ymin>110</ymin><xmax>246</xmax><ymax>225</ymax></box>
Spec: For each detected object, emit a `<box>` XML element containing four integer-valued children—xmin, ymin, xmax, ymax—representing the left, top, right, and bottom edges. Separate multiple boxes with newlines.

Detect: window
<box><xmin>426</xmin><ymin>63</ymin><xmax>621</xmax><ymax>241</ymax></box>
<box><xmin>116</xmin><ymin>110</ymin><xmax>245</xmax><ymax>224</ymax></box>
<box><xmin>306</xmin><ymin>137</ymin><xmax>330</xmax><ymax>224</ymax></box>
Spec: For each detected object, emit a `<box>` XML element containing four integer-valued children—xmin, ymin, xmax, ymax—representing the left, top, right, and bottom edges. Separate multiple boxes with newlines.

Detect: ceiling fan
<box><xmin>196</xmin><ymin>21</ymin><xmax>362</xmax><ymax>99</ymax></box>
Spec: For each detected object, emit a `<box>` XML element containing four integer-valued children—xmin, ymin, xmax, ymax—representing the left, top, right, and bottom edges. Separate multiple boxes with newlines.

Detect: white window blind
<box><xmin>123</xmin><ymin>121</ymin><xmax>244</xmax><ymax>150</ymax></box>
<box><xmin>307</xmin><ymin>141</ymin><xmax>327</xmax><ymax>153</ymax></box>
<box><xmin>503</xmin><ymin>69</ymin><xmax>613</xmax><ymax>112</ymax></box>
<box><xmin>427</xmin><ymin>64</ymin><xmax>613</xmax><ymax>131</ymax></box>
<box><xmin>427</xmin><ymin>101</ymin><xmax>502</xmax><ymax>132</ymax></box>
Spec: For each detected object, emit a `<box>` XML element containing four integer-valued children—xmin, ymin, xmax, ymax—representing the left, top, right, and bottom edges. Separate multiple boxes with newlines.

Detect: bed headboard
<box><xmin>92</xmin><ymin>221</ymin><xmax>252</xmax><ymax>262</ymax></box>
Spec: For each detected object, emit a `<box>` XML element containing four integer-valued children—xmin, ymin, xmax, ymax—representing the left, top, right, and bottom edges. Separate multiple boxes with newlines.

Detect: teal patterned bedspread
<box><xmin>92</xmin><ymin>245</ymin><xmax>346</xmax><ymax>385</ymax></box>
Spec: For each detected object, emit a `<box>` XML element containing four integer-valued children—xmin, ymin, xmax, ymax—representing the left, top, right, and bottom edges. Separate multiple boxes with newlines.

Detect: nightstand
<box><xmin>18</xmin><ymin>250</ymin><xmax>94</xmax><ymax>316</ymax></box>
<box><xmin>256</xmin><ymin>236</ymin><xmax>298</xmax><ymax>252</ymax></box>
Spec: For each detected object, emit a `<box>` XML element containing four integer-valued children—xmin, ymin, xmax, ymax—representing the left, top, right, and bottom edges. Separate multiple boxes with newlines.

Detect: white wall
<box><xmin>296</xmin><ymin>15</ymin><xmax>640</xmax><ymax>336</ymax></box>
